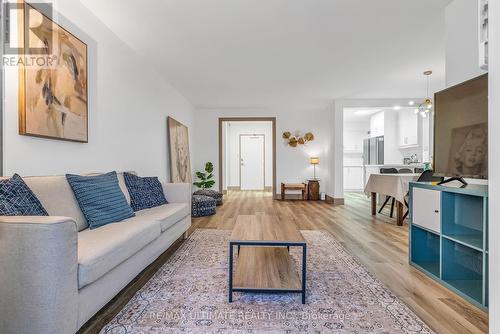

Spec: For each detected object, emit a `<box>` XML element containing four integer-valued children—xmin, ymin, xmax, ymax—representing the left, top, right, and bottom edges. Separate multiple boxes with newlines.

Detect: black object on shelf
<box><xmin>438</xmin><ymin>176</ymin><xmax>468</xmax><ymax>187</ymax></box>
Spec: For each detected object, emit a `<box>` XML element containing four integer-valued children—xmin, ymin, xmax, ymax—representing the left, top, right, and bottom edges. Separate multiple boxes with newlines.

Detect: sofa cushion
<box><xmin>123</xmin><ymin>172</ymin><xmax>168</xmax><ymax>212</ymax></box>
<box><xmin>0</xmin><ymin>174</ymin><xmax>49</xmax><ymax>216</ymax></box>
<box><xmin>87</xmin><ymin>171</ymin><xmax>131</xmax><ymax>205</ymax></box>
<box><xmin>135</xmin><ymin>203</ymin><xmax>190</xmax><ymax>232</ymax></box>
<box><xmin>77</xmin><ymin>217</ymin><xmax>161</xmax><ymax>288</ymax></box>
<box><xmin>66</xmin><ymin>172</ymin><xmax>135</xmax><ymax>229</ymax></box>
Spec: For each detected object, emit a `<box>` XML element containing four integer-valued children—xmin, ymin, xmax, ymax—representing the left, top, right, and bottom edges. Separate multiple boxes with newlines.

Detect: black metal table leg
<box><xmin>301</xmin><ymin>244</ymin><xmax>307</xmax><ymax>304</ymax></box>
<box><xmin>229</xmin><ymin>243</ymin><xmax>234</xmax><ymax>302</ymax></box>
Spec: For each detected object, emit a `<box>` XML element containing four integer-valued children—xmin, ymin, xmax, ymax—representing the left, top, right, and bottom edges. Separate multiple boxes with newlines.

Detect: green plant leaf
<box><xmin>206</xmin><ymin>173</ymin><xmax>213</xmax><ymax>180</ymax></box>
<box><xmin>195</xmin><ymin>171</ymin><xmax>206</xmax><ymax>180</ymax></box>
<box><xmin>205</xmin><ymin>162</ymin><xmax>214</xmax><ymax>173</ymax></box>
<box><xmin>204</xmin><ymin>180</ymin><xmax>215</xmax><ymax>189</ymax></box>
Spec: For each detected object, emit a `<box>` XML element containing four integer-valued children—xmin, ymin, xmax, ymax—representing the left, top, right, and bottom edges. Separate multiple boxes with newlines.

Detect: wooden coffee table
<box><xmin>228</xmin><ymin>215</ymin><xmax>307</xmax><ymax>304</ymax></box>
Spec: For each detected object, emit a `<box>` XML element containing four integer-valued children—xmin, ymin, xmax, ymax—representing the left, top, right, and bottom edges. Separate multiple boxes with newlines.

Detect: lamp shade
<box><xmin>310</xmin><ymin>157</ymin><xmax>319</xmax><ymax>165</ymax></box>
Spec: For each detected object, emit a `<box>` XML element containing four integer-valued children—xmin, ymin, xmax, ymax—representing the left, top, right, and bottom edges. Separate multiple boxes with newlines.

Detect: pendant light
<box><xmin>413</xmin><ymin>70</ymin><xmax>433</xmax><ymax>117</ymax></box>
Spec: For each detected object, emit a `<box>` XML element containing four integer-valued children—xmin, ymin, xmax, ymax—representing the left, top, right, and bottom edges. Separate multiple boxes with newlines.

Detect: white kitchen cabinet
<box><xmin>370</xmin><ymin>112</ymin><xmax>385</xmax><ymax>137</ymax></box>
<box><xmin>398</xmin><ymin>109</ymin><xmax>418</xmax><ymax>147</ymax></box>
<box><xmin>343</xmin><ymin>166</ymin><xmax>364</xmax><ymax>191</ymax></box>
<box><xmin>364</xmin><ymin>166</ymin><xmax>380</xmax><ymax>187</ymax></box>
<box><xmin>478</xmin><ymin>0</ymin><xmax>488</xmax><ymax>70</ymax></box>
<box><xmin>412</xmin><ymin>187</ymin><xmax>441</xmax><ymax>233</ymax></box>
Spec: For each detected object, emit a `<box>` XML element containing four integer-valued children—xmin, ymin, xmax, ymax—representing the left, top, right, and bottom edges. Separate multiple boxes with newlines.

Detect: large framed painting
<box><xmin>167</xmin><ymin>117</ymin><xmax>192</xmax><ymax>183</ymax></box>
<box><xmin>18</xmin><ymin>2</ymin><xmax>88</xmax><ymax>142</ymax></box>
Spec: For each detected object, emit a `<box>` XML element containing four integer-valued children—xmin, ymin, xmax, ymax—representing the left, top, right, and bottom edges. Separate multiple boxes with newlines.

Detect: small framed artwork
<box><xmin>167</xmin><ymin>117</ymin><xmax>192</xmax><ymax>183</ymax></box>
<box><xmin>18</xmin><ymin>1</ymin><xmax>88</xmax><ymax>142</ymax></box>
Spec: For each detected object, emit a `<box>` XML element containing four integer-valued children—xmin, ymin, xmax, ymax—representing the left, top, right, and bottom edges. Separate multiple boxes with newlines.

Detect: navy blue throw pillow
<box><xmin>66</xmin><ymin>171</ymin><xmax>135</xmax><ymax>229</ymax></box>
<box><xmin>0</xmin><ymin>174</ymin><xmax>48</xmax><ymax>216</ymax></box>
<box><xmin>123</xmin><ymin>172</ymin><xmax>168</xmax><ymax>212</ymax></box>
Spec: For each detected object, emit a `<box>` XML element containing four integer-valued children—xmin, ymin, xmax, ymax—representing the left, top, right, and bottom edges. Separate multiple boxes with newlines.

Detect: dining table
<box><xmin>364</xmin><ymin>173</ymin><xmax>420</xmax><ymax>226</ymax></box>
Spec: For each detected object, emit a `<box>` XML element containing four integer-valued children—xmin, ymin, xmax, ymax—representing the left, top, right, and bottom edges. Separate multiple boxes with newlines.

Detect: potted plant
<box><xmin>193</xmin><ymin>162</ymin><xmax>215</xmax><ymax>189</ymax></box>
<box><xmin>193</xmin><ymin>162</ymin><xmax>223</xmax><ymax>206</ymax></box>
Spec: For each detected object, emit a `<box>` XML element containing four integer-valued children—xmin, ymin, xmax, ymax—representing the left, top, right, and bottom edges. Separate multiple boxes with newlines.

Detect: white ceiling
<box><xmin>81</xmin><ymin>0</ymin><xmax>451</xmax><ymax>110</ymax></box>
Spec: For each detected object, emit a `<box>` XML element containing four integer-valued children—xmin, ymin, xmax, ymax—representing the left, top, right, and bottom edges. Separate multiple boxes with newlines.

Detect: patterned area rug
<box><xmin>101</xmin><ymin>229</ymin><xmax>433</xmax><ymax>333</ymax></box>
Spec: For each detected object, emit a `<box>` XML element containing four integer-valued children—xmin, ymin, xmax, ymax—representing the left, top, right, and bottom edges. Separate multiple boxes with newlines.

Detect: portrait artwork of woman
<box><xmin>448</xmin><ymin>123</ymin><xmax>488</xmax><ymax>178</ymax></box>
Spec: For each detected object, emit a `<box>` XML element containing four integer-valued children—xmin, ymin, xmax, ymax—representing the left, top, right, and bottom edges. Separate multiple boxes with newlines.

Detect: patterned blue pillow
<box><xmin>123</xmin><ymin>172</ymin><xmax>168</xmax><ymax>212</ymax></box>
<box><xmin>0</xmin><ymin>174</ymin><xmax>48</xmax><ymax>216</ymax></box>
<box><xmin>66</xmin><ymin>171</ymin><xmax>135</xmax><ymax>229</ymax></box>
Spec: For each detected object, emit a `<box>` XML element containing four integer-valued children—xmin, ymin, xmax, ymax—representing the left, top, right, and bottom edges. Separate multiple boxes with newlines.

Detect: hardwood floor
<box><xmin>191</xmin><ymin>190</ymin><xmax>489</xmax><ymax>334</ymax></box>
<box><xmin>81</xmin><ymin>190</ymin><xmax>488</xmax><ymax>334</ymax></box>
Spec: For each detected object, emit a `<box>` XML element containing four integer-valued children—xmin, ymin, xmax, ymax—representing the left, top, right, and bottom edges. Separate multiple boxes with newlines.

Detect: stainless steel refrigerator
<box><xmin>363</xmin><ymin>136</ymin><xmax>384</xmax><ymax>165</ymax></box>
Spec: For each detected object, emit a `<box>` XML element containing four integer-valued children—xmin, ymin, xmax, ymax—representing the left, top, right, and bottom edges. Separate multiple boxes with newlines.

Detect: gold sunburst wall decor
<box><xmin>282</xmin><ymin>131</ymin><xmax>314</xmax><ymax>147</ymax></box>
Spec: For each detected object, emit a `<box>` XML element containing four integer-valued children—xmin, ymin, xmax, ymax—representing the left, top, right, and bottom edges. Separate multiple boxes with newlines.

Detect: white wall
<box><xmin>489</xmin><ymin>0</ymin><xmax>498</xmax><ymax>331</ymax></box>
<box><xmin>445</xmin><ymin>0</ymin><xmax>487</xmax><ymax>87</ymax></box>
<box><xmin>194</xmin><ymin>108</ymin><xmax>333</xmax><ymax>196</ymax></box>
<box><xmin>2</xmin><ymin>0</ymin><xmax>194</xmax><ymax>181</ymax></box>
<box><xmin>226</xmin><ymin>121</ymin><xmax>272</xmax><ymax>188</ymax></box>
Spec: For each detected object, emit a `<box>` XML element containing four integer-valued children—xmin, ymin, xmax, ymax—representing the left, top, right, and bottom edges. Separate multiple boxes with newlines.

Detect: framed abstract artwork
<box><xmin>167</xmin><ymin>117</ymin><xmax>192</xmax><ymax>183</ymax></box>
<box><xmin>18</xmin><ymin>2</ymin><xmax>88</xmax><ymax>142</ymax></box>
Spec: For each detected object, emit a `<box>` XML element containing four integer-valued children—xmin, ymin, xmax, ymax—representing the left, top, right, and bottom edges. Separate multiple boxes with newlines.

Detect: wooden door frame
<box><xmin>219</xmin><ymin>117</ymin><xmax>276</xmax><ymax>198</ymax></box>
<box><xmin>239</xmin><ymin>134</ymin><xmax>265</xmax><ymax>190</ymax></box>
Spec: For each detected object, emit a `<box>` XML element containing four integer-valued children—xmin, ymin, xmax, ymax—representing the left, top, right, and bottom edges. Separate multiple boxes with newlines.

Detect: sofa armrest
<box><xmin>0</xmin><ymin>216</ymin><xmax>78</xmax><ymax>334</ymax></box>
<box><xmin>163</xmin><ymin>182</ymin><xmax>192</xmax><ymax>204</ymax></box>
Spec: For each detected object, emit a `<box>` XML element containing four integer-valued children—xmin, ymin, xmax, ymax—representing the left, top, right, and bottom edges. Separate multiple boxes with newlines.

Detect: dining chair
<box><xmin>402</xmin><ymin>170</ymin><xmax>444</xmax><ymax>220</ymax></box>
<box><xmin>399</xmin><ymin>168</ymin><xmax>413</xmax><ymax>173</ymax></box>
<box><xmin>414</xmin><ymin>167</ymin><xmax>424</xmax><ymax>173</ymax></box>
<box><xmin>378</xmin><ymin>167</ymin><xmax>399</xmax><ymax>217</ymax></box>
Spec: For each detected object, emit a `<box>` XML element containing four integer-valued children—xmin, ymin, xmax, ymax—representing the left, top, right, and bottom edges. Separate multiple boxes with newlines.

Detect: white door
<box><xmin>240</xmin><ymin>135</ymin><xmax>265</xmax><ymax>190</ymax></box>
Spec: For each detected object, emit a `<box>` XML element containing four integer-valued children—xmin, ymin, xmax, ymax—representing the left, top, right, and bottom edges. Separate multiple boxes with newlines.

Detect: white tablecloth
<box><xmin>364</xmin><ymin>173</ymin><xmax>419</xmax><ymax>204</ymax></box>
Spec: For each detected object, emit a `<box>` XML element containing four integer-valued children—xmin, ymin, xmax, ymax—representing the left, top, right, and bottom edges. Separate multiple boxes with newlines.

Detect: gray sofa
<box><xmin>0</xmin><ymin>172</ymin><xmax>191</xmax><ymax>334</ymax></box>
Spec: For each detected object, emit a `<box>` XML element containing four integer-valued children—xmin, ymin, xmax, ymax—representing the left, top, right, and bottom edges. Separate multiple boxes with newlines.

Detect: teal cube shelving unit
<box><xmin>411</xmin><ymin>225</ymin><xmax>440</xmax><ymax>278</ymax></box>
<box><xmin>409</xmin><ymin>182</ymin><xmax>488</xmax><ymax>310</ymax></box>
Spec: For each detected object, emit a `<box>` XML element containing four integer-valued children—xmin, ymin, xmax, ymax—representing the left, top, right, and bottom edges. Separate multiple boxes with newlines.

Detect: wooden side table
<box><xmin>281</xmin><ymin>183</ymin><xmax>308</xmax><ymax>200</ymax></box>
<box><xmin>308</xmin><ymin>180</ymin><xmax>320</xmax><ymax>201</ymax></box>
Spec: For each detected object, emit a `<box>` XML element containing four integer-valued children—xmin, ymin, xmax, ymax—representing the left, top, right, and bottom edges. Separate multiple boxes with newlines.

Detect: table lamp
<box><xmin>310</xmin><ymin>157</ymin><xmax>319</xmax><ymax>179</ymax></box>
